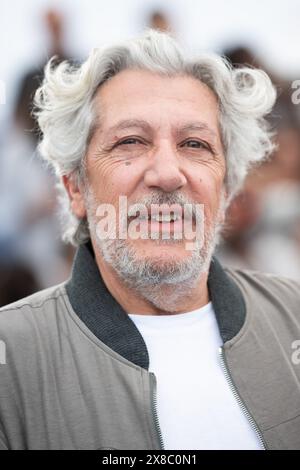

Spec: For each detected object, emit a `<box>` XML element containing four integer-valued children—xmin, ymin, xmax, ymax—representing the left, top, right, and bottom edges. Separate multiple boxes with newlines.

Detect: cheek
<box><xmin>192</xmin><ymin>171</ymin><xmax>225</xmax><ymax>222</ymax></box>
<box><xmin>195</xmin><ymin>170</ymin><xmax>224</xmax><ymax>202</ymax></box>
<box><xmin>87</xmin><ymin>159</ymin><xmax>142</xmax><ymax>203</ymax></box>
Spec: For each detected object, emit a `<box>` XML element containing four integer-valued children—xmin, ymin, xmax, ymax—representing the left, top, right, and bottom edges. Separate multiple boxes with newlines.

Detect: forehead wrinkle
<box><xmin>105</xmin><ymin>119</ymin><xmax>153</xmax><ymax>135</ymax></box>
<box><xmin>105</xmin><ymin>119</ymin><xmax>218</xmax><ymax>135</ymax></box>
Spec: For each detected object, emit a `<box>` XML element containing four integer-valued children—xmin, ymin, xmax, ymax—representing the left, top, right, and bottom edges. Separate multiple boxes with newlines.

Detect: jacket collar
<box><xmin>65</xmin><ymin>242</ymin><xmax>246</xmax><ymax>369</ymax></box>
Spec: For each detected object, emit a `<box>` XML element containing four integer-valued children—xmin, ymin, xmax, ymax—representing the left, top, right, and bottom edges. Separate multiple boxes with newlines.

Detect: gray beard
<box><xmin>86</xmin><ymin>190</ymin><xmax>223</xmax><ymax>312</ymax></box>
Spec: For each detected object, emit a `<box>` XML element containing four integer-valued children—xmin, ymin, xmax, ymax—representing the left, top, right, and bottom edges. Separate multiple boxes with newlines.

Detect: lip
<box><xmin>126</xmin><ymin>203</ymin><xmax>195</xmax><ymax>238</ymax></box>
<box><xmin>137</xmin><ymin>218</ymin><xmax>185</xmax><ymax>234</ymax></box>
<box><xmin>127</xmin><ymin>216</ymin><xmax>196</xmax><ymax>237</ymax></box>
<box><xmin>128</xmin><ymin>204</ymin><xmax>193</xmax><ymax>221</ymax></box>
<box><xmin>147</xmin><ymin>204</ymin><xmax>185</xmax><ymax>219</ymax></box>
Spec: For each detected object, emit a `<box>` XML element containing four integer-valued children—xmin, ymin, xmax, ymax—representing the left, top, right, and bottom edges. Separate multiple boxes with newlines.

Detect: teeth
<box><xmin>150</xmin><ymin>214</ymin><xmax>180</xmax><ymax>222</ymax></box>
<box><xmin>132</xmin><ymin>213</ymin><xmax>182</xmax><ymax>222</ymax></box>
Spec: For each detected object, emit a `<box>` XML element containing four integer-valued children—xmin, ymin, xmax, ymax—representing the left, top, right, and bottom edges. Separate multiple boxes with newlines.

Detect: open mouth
<box><xmin>135</xmin><ymin>212</ymin><xmax>182</xmax><ymax>222</ymax></box>
<box><xmin>127</xmin><ymin>205</ymin><xmax>194</xmax><ymax>236</ymax></box>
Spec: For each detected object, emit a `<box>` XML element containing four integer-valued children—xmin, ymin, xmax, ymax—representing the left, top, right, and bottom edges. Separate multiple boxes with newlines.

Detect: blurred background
<box><xmin>1</xmin><ymin>0</ymin><xmax>300</xmax><ymax>306</ymax></box>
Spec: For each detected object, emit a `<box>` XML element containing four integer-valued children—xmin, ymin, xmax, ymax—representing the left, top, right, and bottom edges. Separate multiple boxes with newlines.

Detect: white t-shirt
<box><xmin>129</xmin><ymin>302</ymin><xmax>263</xmax><ymax>450</ymax></box>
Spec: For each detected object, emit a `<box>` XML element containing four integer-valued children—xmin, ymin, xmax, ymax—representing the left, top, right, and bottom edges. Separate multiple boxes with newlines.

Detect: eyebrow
<box><xmin>106</xmin><ymin>119</ymin><xmax>218</xmax><ymax>139</ymax></box>
<box><xmin>178</xmin><ymin>122</ymin><xmax>217</xmax><ymax>139</ymax></box>
<box><xmin>107</xmin><ymin>119</ymin><xmax>152</xmax><ymax>134</ymax></box>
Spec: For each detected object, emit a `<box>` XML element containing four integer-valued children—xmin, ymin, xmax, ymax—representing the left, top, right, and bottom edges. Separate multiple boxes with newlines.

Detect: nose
<box><xmin>143</xmin><ymin>141</ymin><xmax>187</xmax><ymax>192</ymax></box>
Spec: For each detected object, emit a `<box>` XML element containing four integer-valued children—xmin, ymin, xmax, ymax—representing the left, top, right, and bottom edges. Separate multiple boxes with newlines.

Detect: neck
<box><xmin>92</xmin><ymin>240</ymin><xmax>210</xmax><ymax>316</ymax></box>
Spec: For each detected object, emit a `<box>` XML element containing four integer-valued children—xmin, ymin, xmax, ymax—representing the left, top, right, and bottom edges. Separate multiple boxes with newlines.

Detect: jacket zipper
<box><xmin>219</xmin><ymin>346</ymin><xmax>267</xmax><ymax>450</ymax></box>
<box><xmin>150</xmin><ymin>372</ymin><xmax>165</xmax><ymax>449</ymax></box>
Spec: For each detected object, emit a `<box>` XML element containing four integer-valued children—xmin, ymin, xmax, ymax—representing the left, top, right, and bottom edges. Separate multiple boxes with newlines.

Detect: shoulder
<box><xmin>0</xmin><ymin>283</ymin><xmax>67</xmax><ymax>341</ymax></box>
<box><xmin>224</xmin><ymin>266</ymin><xmax>300</xmax><ymax>300</ymax></box>
<box><xmin>224</xmin><ymin>265</ymin><xmax>300</xmax><ymax>326</ymax></box>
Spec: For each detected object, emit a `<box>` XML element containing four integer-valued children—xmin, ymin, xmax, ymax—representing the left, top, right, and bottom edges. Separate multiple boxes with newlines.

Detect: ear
<box><xmin>62</xmin><ymin>174</ymin><xmax>86</xmax><ymax>219</ymax></box>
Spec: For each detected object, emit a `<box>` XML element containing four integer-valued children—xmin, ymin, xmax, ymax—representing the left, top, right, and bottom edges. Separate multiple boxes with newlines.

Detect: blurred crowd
<box><xmin>0</xmin><ymin>8</ymin><xmax>300</xmax><ymax>307</ymax></box>
<box><xmin>216</xmin><ymin>45</ymin><xmax>300</xmax><ymax>279</ymax></box>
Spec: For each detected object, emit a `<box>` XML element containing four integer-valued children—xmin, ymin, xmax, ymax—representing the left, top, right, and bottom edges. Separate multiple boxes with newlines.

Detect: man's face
<box><xmin>81</xmin><ymin>69</ymin><xmax>226</xmax><ymax>286</ymax></box>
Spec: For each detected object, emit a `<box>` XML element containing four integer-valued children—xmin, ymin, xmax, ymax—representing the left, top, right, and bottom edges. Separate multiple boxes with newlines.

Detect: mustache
<box><xmin>127</xmin><ymin>192</ymin><xmax>201</xmax><ymax>219</ymax></box>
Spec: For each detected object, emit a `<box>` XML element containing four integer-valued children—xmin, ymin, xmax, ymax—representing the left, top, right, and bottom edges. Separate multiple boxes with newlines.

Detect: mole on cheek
<box><xmin>125</xmin><ymin>162</ymin><xmax>131</xmax><ymax>166</ymax></box>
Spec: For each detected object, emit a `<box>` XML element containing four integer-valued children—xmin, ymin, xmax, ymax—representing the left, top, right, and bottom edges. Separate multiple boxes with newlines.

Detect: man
<box><xmin>0</xmin><ymin>30</ymin><xmax>299</xmax><ymax>450</ymax></box>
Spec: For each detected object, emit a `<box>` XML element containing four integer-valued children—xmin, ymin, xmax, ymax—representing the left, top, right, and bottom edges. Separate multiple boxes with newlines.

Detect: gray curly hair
<box><xmin>34</xmin><ymin>29</ymin><xmax>277</xmax><ymax>246</ymax></box>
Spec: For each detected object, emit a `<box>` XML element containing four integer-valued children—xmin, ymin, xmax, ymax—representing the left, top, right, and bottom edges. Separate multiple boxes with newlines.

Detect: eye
<box><xmin>117</xmin><ymin>137</ymin><xmax>143</xmax><ymax>146</ymax></box>
<box><xmin>181</xmin><ymin>139</ymin><xmax>210</xmax><ymax>150</ymax></box>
